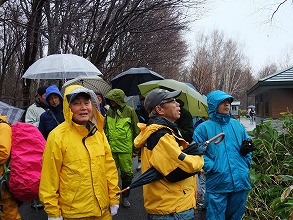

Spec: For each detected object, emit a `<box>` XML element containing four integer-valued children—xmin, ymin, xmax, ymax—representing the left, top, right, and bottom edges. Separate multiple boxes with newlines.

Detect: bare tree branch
<box><xmin>271</xmin><ymin>0</ymin><xmax>287</xmax><ymax>21</ymax></box>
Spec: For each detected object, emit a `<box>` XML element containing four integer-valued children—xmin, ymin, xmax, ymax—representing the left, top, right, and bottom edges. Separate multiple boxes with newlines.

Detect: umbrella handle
<box><xmin>116</xmin><ymin>186</ymin><xmax>130</xmax><ymax>195</ymax></box>
<box><xmin>206</xmin><ymin>133</ymin><xmax>225</xmax><ymax>145</ymax></box>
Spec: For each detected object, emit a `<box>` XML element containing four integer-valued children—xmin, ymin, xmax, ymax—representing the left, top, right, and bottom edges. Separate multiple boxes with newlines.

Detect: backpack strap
<box><xmin>146</xmin><ymin>127</ymin><xmax>198</xmax><ymax>183</ymax></box>
<box><xmin>146</xmin><ymin>128</ymin><xmax>181</xmax><ymax>151</ymax></box>
<box><xmin>47</xmin><ymin>109</ymin><xmax>60</xmax><ymax>125</ymax></box>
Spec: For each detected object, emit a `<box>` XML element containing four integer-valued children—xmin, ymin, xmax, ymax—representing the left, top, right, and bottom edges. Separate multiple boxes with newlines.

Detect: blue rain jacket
<box><xmin>38</xmin><ymin>85</ymin><xmax>64</xmax><ymax>139</ymax></box>
<box><xmin>192</xmin><ymin>90</ymin><xmax>251</xmax><ymax>193</ymax></box>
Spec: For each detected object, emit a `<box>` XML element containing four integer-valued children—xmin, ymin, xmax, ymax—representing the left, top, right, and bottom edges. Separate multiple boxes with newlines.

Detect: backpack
<box><xmin>0</xmin><ymin>121</ymin><xmax>46</xmax><ymax>202</ymax></box>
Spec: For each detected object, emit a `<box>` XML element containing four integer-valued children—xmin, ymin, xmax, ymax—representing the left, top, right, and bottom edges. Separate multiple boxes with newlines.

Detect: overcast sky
<box><xmin>184</xmin><ymin>0</ymin><xmax>293</xmax><ymax>74</ymax></box>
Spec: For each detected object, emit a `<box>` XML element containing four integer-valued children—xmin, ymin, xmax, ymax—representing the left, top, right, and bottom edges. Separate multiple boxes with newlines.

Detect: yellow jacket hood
<box><xmin>63</xmin><ymin>85</ymin><xmax>104</xmax><ymax>131</ymax></box>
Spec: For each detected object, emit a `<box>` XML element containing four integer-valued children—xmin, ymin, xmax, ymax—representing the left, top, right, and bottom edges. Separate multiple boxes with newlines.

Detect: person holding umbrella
<box><xmin>192</xmin><ymin>90</ymin><xmax>255</xmax><ymax>220</ymax></box>
<box><xmin>134</xmin><ymin>88</ymin><xmax>204</xmax><ymax>219</ymax></box>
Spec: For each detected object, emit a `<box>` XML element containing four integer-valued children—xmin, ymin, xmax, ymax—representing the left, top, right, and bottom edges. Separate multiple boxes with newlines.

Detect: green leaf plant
<box><xmin>244</xmin><ymin>111</ymin><xmax>293</xmax><ymax>220</ymax></box>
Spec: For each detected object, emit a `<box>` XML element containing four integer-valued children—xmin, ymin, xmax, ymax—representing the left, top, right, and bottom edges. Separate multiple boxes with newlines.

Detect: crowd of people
<box><xmin>0</xmin><ymin>83</ymin><xmax>256</xmax><ymax>220</ymax></box>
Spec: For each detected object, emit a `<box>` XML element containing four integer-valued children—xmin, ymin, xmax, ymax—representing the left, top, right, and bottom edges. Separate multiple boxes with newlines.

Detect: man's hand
<box><xmin>240</xmin><ymin>139</ymin><xmax>256</xmax><ymax>156</ymax></box>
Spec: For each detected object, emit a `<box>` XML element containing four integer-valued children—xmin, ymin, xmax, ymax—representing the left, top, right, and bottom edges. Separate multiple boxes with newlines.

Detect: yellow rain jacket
<box><xmin>134</xmin><ymin>116</ymin><xmax>204</xmax><ymax>215</ymax></box>
<box><xmin>0</xmin><ymin>115</ymin><xmax>21</xmax><ymax>219</ymax></box>
<box><xmin>39</xmin><ymin>85</ymin><xmax>120</xmax><ymax>219</ymax></box>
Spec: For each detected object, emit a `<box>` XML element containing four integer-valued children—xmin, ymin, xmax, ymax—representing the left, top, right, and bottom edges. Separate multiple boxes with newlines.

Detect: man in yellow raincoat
<box><xmin>134</xmin><ymin>89</ymin><xmax>204</xmax><ymax>219</ymax></box>
<box><xmin>0</xmin><ymin>115</ymin><xmax>21</xmax><ymax>219</ymax></box>
<box><xmin>39</xmin><ymin>85</ymin><xmax>120</xmax><ymax>220</ymax></box>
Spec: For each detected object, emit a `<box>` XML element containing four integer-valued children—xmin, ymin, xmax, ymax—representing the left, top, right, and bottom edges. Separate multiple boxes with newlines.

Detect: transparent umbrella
<box><xmin>22</xmin><ymin>54</ymin><xmax>102</xmax><ymax>80</ymax></box>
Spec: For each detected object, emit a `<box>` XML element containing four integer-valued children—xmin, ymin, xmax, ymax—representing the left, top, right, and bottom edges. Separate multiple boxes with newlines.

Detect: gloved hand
<box><xmin>240</xmin><ymin>139</ymin><xmax>256</xmax><ymax>156</ymax></box>
<box><xmin>185</xmin><ymin>142</ymin><xmax>207</xmax><ymax>155</ymax></box>
<box><xmin>48</xmin><ymin>217</ymin><xmax>63</xmax><ymax>220</ymax></box>
<box><xmin>110</xmin><ymin>204</ymin><xmax>119</xmax><ymax>216</ymax></box>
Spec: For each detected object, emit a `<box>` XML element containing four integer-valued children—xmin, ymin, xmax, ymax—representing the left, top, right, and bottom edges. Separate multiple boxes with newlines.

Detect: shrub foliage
<box><xmin>245</xmin><ymin>112</ymin><xmax>293</xmax><ymax>219</ymax></box>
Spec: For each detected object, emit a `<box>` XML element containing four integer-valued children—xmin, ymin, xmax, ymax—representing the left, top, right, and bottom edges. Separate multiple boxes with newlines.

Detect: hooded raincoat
<box><xmin>192</xmin><ymin>90</ymin><xmax>252</xmax><ymax>219</ymax></box>
<box><xmin>134</xmin><ymin>116</ymin><xmax>204</xmax><ymax>215</ymax></box>
<box><xmin>104</xmin><ymin>89</ymin><xmax>140</xmax><ymax>186</ymax></box>
<box><xmin>39</xmin><ymin>85</ymin><xmax>120</xmax><ymax>219</ymax></box>
<box><xmin>104</xmin><ymin>89</ymin><xmax>140</xmax><ymax>154</ymax></box>
<box><xmin>38</xmin><ymin>85</ymin><xmax>64</xmax><ymax>139</ymax></box>
<box><xmin>0</xmin><ymin>115</ymin><xmax>21</xmax><ymax>219</ymax></box>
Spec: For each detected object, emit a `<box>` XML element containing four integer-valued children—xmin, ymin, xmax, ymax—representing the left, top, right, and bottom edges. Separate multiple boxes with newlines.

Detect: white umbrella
<box><xmin>22</xmin><ymin>54</ymin><xmax>102</xmax><ymax>80</ymax></box>
<box><xmin>62</xmin><ymin>76</ymin><xmax>111</xmax><ymax>96</ymax></box>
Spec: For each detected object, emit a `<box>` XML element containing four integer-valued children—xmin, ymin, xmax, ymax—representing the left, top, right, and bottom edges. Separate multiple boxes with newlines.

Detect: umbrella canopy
<box><xmin>22</xmin><ymin>54</ymin><xmax>102</xmax><ymax>80</ymax></box>
<box><xmin>117</xmin><ymin>133</ymin><xmax>225</xmax><ymax>195</ymax></box>
<box><xmin>0</xmin><ymin>101</ymin><xmax>25</xmax><ymax>124</ymax></box>
<box><xmin>111</xmin><ymin>67</ymin><xmax>164</xmax><ymax>96</ymax></box>
<box><xmin>138</xmin><ymin>79</ymin><xmax>208</xmax><ymax>117</ymax></box>
<box><xmin>61</xmin><ymin>76</ymin><xmax>111</xmax><ymax>96</ymax></box>
<box><xmin>247</xmin><ymin>105</ymin><xmax>255</xmax><ymax>109</ymax></box>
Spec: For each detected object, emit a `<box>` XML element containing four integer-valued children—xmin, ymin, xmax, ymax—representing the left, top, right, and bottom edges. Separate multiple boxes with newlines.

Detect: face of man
<box><xmin>69</xmin><ymin>94</ymin><xmax>93</xmax><ymax>125</ymax></box>
<box><xmin>109</xmin><ymin>100</ymin><xmax>118</xmax><ymax>109</ymax></box>
<box><xmin>155</xmin><ymin>98</ymin><xmax>181</xmax><ymax>123</ymax></box>
<box><xmin>38</xmin><ymin>93</ymin><xmax>46</xmax><ymax>105</ymax></box>
<box><xmin>47</xmin><ymin>94</ymin><xmax>61</xmax><ymax>107</ymax></box>
<box><xmin>217</xmin><ymin>99</ymin><xmax>231</xmax><ymax>114</ymax></box>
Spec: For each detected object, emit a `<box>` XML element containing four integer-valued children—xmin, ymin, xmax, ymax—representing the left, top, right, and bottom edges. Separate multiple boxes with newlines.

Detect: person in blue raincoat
<box><xmin>192</xmin><ymin>90</ymin><xmax>255</xmax><ymax>220</ymax></box>
<box><xmin>38</xmin><ymin>85</ymin><xmax>65</xmax><ymax>140</ymax></box>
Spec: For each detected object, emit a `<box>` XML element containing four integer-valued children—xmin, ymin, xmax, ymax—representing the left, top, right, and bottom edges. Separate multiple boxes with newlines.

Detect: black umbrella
<box><xmin>111</xmin><ymin>67</ymin><xmax>164</xmax><ymax>96</ymax></box>
<box><xmin>117</xmin><ymin>133</ymin><xmax>225</xmax><ymax>195</ymax></box>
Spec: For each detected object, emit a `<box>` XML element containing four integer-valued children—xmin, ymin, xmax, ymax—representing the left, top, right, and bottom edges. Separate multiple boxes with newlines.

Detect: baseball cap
<box><xmin>66</xmin><ymin>87</ymin><xmax>91</xmax><ymax>104</ymax></box>
<box><xmin>144</xmin><ymin>88</ymin><xmax>181</xmax><ymax>113</ymax></box>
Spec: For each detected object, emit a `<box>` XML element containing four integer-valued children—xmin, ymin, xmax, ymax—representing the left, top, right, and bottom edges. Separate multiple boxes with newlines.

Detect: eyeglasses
<box><xmin>159</xmin><ymin>98</ymin><xmax>177</xmax><ymax>106</ymax></box>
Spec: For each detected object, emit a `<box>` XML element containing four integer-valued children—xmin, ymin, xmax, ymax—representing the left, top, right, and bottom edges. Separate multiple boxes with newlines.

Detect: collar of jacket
<box><xmin>35</xmin><ymin>98</ymin><xmax>47</xmax><ymax>110</ymax></box>
<box><xmin>71</xmin><ymin>120</ymin><xmax>92</xmax><ymax>134</ymax></box>
<box><xmin>147</xmin><ymin>116</ymin><xmax>180</xmax><ymax>137</ymax></box>
<box><xmin>48</xmin><ymin>103</ymin><xmax>63</xmax><ymax>113</ymax></box>
<box><xmin>210</xmin><ymin>112</ymin><xmax>231</xmax><ymax>125</ymax></box>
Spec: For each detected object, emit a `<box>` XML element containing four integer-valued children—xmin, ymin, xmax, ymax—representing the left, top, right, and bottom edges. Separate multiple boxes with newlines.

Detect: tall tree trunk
<box><xmin>22</xmin><ymin>0</ymin><xmax>46</xmax><ymax>108</ymax></box>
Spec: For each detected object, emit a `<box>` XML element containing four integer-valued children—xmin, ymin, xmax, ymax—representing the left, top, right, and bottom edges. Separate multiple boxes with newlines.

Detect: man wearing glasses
<box><xmin>134</xmin><ymin>88</ymin><xmax>204</xmax><ymax>220</ymax></box>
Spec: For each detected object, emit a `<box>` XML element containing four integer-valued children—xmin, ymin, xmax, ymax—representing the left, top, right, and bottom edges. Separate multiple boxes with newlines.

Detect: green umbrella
<box><xmin>138</xmin><ymin>79</ymin><xmax>208</xmax><ymax>117</ymax></box>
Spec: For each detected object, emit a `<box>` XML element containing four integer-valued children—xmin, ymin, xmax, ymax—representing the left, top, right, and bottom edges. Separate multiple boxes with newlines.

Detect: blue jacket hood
<box><xmin>207</xmin><ymin>90</ymin><xmax>233</xmax><ymax>125</ymax></box>
<box><xmin>46</xmin><ymin>85</ymin><xmax>63</xmax><ymax>103</ymax></box>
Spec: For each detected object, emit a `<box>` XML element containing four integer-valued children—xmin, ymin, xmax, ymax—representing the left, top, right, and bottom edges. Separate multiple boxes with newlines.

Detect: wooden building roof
<box><xmin>247</xmin><ymin>65</ymin><xmax>293</xmax><ymax>96</ymax></box>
